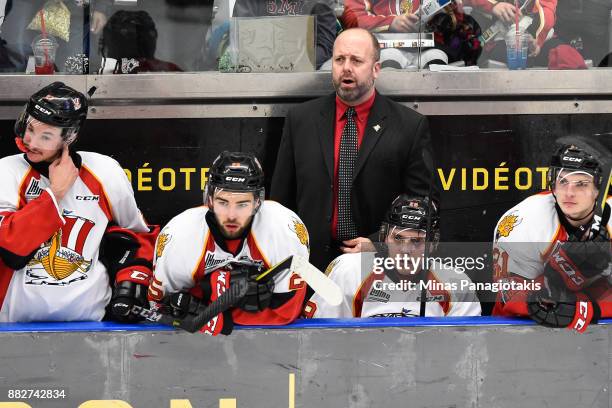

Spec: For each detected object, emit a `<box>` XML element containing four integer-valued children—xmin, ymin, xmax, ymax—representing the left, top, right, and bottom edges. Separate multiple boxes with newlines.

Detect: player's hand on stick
<box><xmin>231</xmin><ymin>263</ymin><xmax>275</xmax><ymax>312</ymax></box>
<box><xmin>108</xmin><ymin>280</ymin><xmax>150</xmax><ymax>323</ymax></box>
<box><xmin>544</xmin><ymin>240</ymin><xmax>612</xmax><ymax>292</ymax></box>
<box><xmin>527</xmin><ymin>276</ymin><xmax>600</xmax><ymax>333</ymax></box>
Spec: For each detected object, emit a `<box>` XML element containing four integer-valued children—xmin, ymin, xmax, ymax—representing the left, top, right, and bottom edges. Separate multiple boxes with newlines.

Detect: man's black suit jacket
<box><xmin>270</xmin><ymin>91</ymin><xmax>436</xmax><ymax>271</ymax></box>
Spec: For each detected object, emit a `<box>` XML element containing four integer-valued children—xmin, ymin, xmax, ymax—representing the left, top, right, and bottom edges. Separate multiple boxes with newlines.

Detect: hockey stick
<box><xmin>288</xmin><ymin>255</ymin><xmax>342</xmax><ymax>306</ymax></box>
<box><xmin>129</xmin><ymin>255</ymin><xmax>342</xmax><ymax>332</ymax></box>
<box><xmin>125</xmin><ymin>257</ymin><xmax>290</xmax><ymax>331</ymax></box>
<box><xmin>588</xmin><ymin>164</ymin><xmax>612</xmax><ymax>240</ymax></box>
<box><xmin>178</xmin><ymin>255</ymin><xmax>296</xmax><ymax>333</ymax></box>
<box><xmin>419</xmin><ymin>147</ymin><xmax>436</xmax><ymax>317</ymax></box>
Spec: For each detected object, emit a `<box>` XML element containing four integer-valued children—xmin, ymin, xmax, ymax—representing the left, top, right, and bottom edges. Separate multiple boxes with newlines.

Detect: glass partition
<box><xmin>0</xmin><ymin>0</ymin><xmax>610</xmax><ymax>73</ymax></box>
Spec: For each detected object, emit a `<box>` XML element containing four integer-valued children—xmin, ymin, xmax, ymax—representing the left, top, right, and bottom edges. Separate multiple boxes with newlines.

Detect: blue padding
<box><xmin>1</xmin><ymin>317</ymin><xmax>610</xmax><ymax>333</ymax></box>
<box><xmin>0</xmin><ymin>321</ymin><xmax>174</xmax><ymax>333</ymax></box>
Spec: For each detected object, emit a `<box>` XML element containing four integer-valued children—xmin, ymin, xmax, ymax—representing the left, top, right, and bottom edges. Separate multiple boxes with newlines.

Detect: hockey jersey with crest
<box><xmin>304</xmin><ymin>252</ymin><xmax>481</xmax><ymax>318</ymax></box>
<box><xmin>0</xmin><ymin>152</ymin><xmax>153</xmax><ymax>322</ymax></box>
<box><xmin>492</xmin><ymin>192</ymin><xmax>612</xmax><ymax>317</ymax></box>
<box><xmin>149</xmin><ymin>201</ymin><xmax>310</xmax><ymax>328</ymax></box>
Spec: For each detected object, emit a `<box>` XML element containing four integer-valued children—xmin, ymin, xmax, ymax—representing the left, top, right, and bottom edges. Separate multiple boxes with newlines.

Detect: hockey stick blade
<box><xmin>290</xmin><ymin>255</ymin><xmax>343</xmax><ymax>306</ymax></box>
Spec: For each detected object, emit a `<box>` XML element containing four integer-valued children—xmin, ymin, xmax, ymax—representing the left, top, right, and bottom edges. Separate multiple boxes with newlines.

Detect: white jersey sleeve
<box><xmin>307</xmin><ymin>253</ymin><xmax>369</xmax><ymax>318</ymax></box>
<box><xmin>149</xmin><ymin>207</ymin><xmax>208</xmax><ymax>300</ymax></box>
<box><xmin>0</xmin><ymin>156</ymin><xmax>26</xmax><ymax>213</ymax></box>
<box><xmin>250</xmin><ymin>201</ymin><xmax>310</xmax><ymax>292</ymax></box>
<box><xmin>430</xmin><ymin>266</ymin><xmax>482</xmax><ymax>317</ymax></box>
<box><xmin>493</xmin><ymin>193</ymin><xmax>559</xmax><ymax>280</ymax></box>
<box><xmin>79</xmin><ymin>152</ymin><xmax>148</xmax><ymax>232</ymax></box>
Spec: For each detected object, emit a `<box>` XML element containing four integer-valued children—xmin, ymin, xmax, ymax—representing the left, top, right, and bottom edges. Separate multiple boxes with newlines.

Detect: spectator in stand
<box><xmin>99</xmin><ymin>10</ymin><xmax>183</xmax><ymax>73</ymax></box>
<box><xmin>465</xmin><ymin>0</ymin><xmax>586</xmax><ymax>69</ymax></box>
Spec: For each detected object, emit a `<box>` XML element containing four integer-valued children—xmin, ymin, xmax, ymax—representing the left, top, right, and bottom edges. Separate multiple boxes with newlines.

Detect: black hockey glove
<box><xmin>527</xmin><ymin>277</ymin><xmax>600</xmax><ymax>333</ymax></box>
<box><xmin>156</xmin><ymin>291</ymin><xmax>234</xmax><ymax>335</ymax></box>
<box><xmin>108</xmin><ymin>280</ymin><xmax>149</xmax><ymax>323</ymax></box>
<box><xmin>161</xmin><ymin>292</ymin><xmax>206</xmax><ymax>319</ymax></box>
<box><xmin>231</xmin><ymin>264</ymin><xmax>275</xmax><ymax>313</ymax></box>
<box><xmin>544</xmin><ymin>239</ymin><xmax>611</xmax><ymax>292</ymax></box>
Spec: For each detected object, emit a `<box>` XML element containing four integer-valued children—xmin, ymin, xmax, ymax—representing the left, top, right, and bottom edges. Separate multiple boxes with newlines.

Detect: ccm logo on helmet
<box><xmin>225</xmin><ymin>176</ymin><xmax>246</xmax><ymax>182</ymax></box>
<box><xmin>402</xmin><ymin>215</ymin><xmax>421</xmax><ymax>220</ymax></box>
<box><xmin>34</xmin><ymin>104</ymin><xmax>52</xmax><ymax>115</ymax></box>
<box><xmin>562</xmin><ymin>156</ymin><xmax>583</xmax><ymax>163</ymax></box>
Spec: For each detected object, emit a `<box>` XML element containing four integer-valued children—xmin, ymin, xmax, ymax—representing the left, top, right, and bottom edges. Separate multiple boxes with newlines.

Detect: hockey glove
<box><xmin>162</xmin><ymin>292</ymin><xmax>206</xmax><ymax>318</ymax></box>
<box><xmin>527</xmin><ymin>277</ymin><xmax>601</xmax><ymax>333</ymax></box>
<box><xmin>544</xmin><ymin>240</ymin><xmax>612</xmax><ymax>292</ymax></box>
<box><xmin>197</xmin><ymin>270</ymin><xmax>235</xmax><ymax>336</ymax></box>
<box><xmin>231</xmin><ymin>263</ymin><xmax>275</xmax><ymax>312</ymax></box>
<box><xmin>108</xmin><ymin>280</ymin><xmax>149</xmax><ymax>323</ymax></box>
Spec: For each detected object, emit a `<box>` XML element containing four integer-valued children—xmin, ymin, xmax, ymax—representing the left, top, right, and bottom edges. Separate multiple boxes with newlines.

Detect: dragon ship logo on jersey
<box><xmin>25</xmin><ymin>213</ymin><xmax>95</xmax><ymax>286</ymax></box>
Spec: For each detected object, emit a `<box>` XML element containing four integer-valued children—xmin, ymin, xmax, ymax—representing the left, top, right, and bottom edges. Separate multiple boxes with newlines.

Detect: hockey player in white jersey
<box><xmin>148</xmin><ymin>151</ymin><xmax>310</xmax><ymax>335</ymax></box>
<box><xmin>0</xmin><ymin>82</ymin><xmax>158</xmax><ymax>323</ymax></box>
<box><xmin>493</xmin><ymin>137</ymin><xmax>612</xmax><ymax>333</ymax></box>
<box><xmin>304</xmin><ymin>195</ymin><xmax>481</xmax><ymax>318</ymax></box>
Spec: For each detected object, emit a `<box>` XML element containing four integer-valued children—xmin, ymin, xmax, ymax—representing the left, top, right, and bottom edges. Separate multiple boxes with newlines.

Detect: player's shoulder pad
<box><xmin>494</xmin><ymin>192</ymin><xmax>556</xmax><ymax>243</ymax></box>
<box><xmin>329</xmin><ymin>252</ymin><xmax>376</xmax><ymax>279</ymax></box>
<box><xmin>155</xmin><ymin>206</ymin><xmax>208</xmax><ymax>261</ymax></box>
<box><xmin>326</xmin><ymin>252</ymin><xmax>375</xmax><ymax>292</ymax></box>
<box><xmin>162</xmin><ymin>206</ymin><xmax>209</xmax><ymax>238</ymax></box>
<box><xmin>429</xmin><ymin>264</ymin><xmax>480</xmax><ymax>303</ymax></box>
<box><xmin>78</xmin><ymin>151</ymin><xmax>128</xmax><ymax>187</ymax></box>
<box><xmin>430</xmin><ymin>262</ymin><xmax>474</xmax><ymax>285</ymax></box>
<box><xmin>0</xmin><ymin>154</ymin><xmax>30</xmax><ymax>177</ymax></box>
<box><xmin>78</xmin><ymin>151</ymin><xmax>122</xmax><ymax>171</ymax></box>
<box><xmin>252</xmin><ymin>200</ymin><xmax>310</xmax><ymax>246</ymax></box>
<box><xmin>0</xmin><ymin>154</ymin><xmax>33</xmax><ymax>205</ymax></box>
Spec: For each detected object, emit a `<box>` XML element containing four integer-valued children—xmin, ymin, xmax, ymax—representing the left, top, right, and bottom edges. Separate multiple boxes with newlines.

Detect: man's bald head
<box><xmin>334</xmin><ymin>28</ymin><xmax>381</xmax><ymax>62</ymax></box>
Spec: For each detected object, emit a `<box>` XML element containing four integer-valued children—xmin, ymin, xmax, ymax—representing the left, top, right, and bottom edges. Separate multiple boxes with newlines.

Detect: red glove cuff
<box><xmin>568</xmin><ymin>293</ymin><xmax>600</xmax><ymax>333</ymax></box>
<box><xmin>116</xmin><ymin>265</ymin><xmax>152</xmax><ymax>285</ymax></box>
<box><xmin>199</xmin><ymin>270</ymin><xmax>231</xmax><ymax>336</ymax></box>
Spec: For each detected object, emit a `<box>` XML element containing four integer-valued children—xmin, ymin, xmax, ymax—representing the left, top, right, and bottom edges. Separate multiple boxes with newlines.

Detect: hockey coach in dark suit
<box><xmin>271</xmin><ymin>28</ymin><xmax>436</xmax><ymax>271</ymax></box>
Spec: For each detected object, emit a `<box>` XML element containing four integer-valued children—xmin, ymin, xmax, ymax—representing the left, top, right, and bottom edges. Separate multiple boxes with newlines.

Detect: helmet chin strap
<box><xmin>564</xmin><ymin>206</ymin><xmax>595</xmax><ymax>224</ymax></box>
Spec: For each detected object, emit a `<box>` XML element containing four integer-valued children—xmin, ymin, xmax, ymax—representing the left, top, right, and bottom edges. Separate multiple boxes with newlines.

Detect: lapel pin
<box><xmin>373</xmin><ymin>124</ymin><xmax>381</xmax><ymax>132</ymax></box>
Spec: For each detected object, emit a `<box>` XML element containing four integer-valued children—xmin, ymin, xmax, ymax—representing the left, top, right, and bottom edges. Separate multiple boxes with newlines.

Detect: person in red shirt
<box><xmin>271</xmin><ymin>28</ymin><xmax>436</xmax><ymax>271</ymax></box>
<box><xmin>466</xmin><ymin>0</ymin><xmax>557</xmax><ymax>56</ymax></box>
